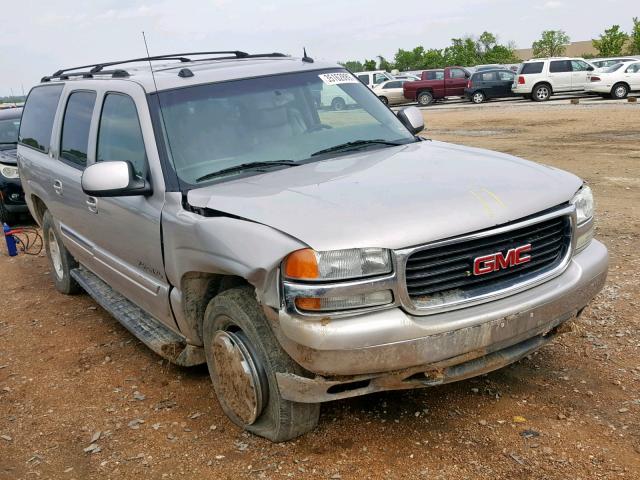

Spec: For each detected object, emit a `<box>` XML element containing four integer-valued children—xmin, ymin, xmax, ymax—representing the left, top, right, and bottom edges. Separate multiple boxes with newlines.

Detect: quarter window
<box><xmin>18</xmin><ymin>85</ymin><xmax>63</xmax><ymax>153</ymax></box>
<box><xmin>96</xmin><ymin>94</ymin><xmax>147</xmax><ymax>178</ymax></box>
<box><xmin>60</xmin><ymin>91</ymin><xmax>96</xmax><ymax>168</ymax></box>
<box><xmin>521</xmin><ymin>62</ymin><xmax>544</xmax><ymax>74</ymax></box>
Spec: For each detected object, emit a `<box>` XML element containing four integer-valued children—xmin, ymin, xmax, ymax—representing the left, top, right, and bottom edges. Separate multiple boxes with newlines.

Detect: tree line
<box><xmin>342</xmin><ymin>17</ymin><xmax>640</xmax><ymax>72</ymax></box>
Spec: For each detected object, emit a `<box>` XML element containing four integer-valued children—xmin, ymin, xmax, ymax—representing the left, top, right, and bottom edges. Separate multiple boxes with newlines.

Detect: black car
<box><xmin>464</xmin><ymin>69</ymin><xmax>517</xmax><ymax>104</ymax></box>
<box><xmin>0</xmin><ymin>107</ymin><xmax>28</xmax><ymax>224</ymax></box>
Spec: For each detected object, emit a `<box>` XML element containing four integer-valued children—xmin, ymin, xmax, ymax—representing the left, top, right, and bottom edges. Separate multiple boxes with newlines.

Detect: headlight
<box><xmin>0</xmin><ymin>165</ymin><xmax>19</xmax><ymax>179</ymax></box>
<box><xmin>571</xmin><ymin>185</ymin><xmax>594</xmax><ymax>224</ymax></box>
<box><xmin>283</xmin><ymin>248</ymin><xmax>392</xmax><ymax>281</ymax></box>
<box><xmin>571</xmin><ymin>185</ymin><xmax>595</xmax><ymax>253</ymax></box>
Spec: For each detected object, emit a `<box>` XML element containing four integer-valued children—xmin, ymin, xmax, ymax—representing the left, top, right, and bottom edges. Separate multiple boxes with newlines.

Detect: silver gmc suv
<box><xmin>17</xmin><ymin>51</ymin><xmax>608</xmax><ymax>442</ymax></box>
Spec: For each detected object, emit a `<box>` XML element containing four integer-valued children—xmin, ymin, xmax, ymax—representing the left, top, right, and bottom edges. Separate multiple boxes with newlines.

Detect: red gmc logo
<box><xmin>473</xmin><ymin>244</ymin><xmax>532</xmax><ymax>276</ymax></box>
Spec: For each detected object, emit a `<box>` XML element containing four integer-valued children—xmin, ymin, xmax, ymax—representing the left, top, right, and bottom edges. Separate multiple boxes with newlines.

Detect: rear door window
<box><xmin>450</xmin><ymin>68</ymin><xmax>466</xmax><ymax>79</ymax></box>
<box><xmin>60</xmin><ymin>91</ymin><xmax>97</xmax><ymax>168</ymax></box>
<box><xmin>357</xmin><ymin>74</ymin><xmax>369</xmax><ymax>84</ymax></box>
<box><xmin>498</xmin><ymin>71</ymin><xmax>515</xmax><ymax>81</ymax></box>
<box><xmin>384</xmin><ymin>81</ymin><xmax>402</xmax><ymax>89</ymax></box>
<box><xmin>521</xmin><ymin>62</ymin><xmax>544</xmax><ymax>74</ymax></box>
<box><xmin>480</xmin><ymin>72</ymin><xmax>497</xmax><ymax>82</ymax></box>
<box><xmin>96</xmin><ymin>93</ymin><xmax>148</xmax><ymax>178</ymax></box>
<box><xmin>19</xmin><ymin>85</ymin><xmax>64</xmax><ymax>153</ymax></box>
<box><xmin>550</xmin><ymin>60</ymin><xmax>571</xmax><ymax>73</ymax></box>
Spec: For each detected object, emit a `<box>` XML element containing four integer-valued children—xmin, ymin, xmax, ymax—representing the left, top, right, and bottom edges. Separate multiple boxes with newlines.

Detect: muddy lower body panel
<box><xmin>270</xmin><ymin>241</ymin><xmax>608</xmax><ymax>402</ymax></box>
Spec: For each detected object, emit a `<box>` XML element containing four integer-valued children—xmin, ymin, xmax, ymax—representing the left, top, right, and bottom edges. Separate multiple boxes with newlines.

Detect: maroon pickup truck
<box><xmin>403</xmin><ymin>67</ymin><xmax>471</xmax><ymax>105</ymax></box>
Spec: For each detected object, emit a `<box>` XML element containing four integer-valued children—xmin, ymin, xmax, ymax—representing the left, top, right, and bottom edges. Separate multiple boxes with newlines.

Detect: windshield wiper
<box><xmin>311</xmin><ymin>139</ymin><xmax>404</xmax><ymax>157</ymax></box>
<box><xmin>195</xmin><ymin>160</ymin><xmax>297</xmax><ymax>183</ymax></box>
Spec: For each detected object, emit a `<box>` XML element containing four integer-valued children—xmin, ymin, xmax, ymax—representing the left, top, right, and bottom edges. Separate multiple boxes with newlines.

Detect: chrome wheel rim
<box><xmin>212</xmin><ymin>329</ymin><xmax>265</xmax><ymax>425</ymax></box>
<box><xmin>419</xmin><ymin>95</ymin><xmax>430</xmax><ymax>105</ymax></box>
<box><xmin>614</xmin><ymin>86</ymin><xmax>626</xmax><ymax>98</ymax></box>
<box><xmin>536</xmin><ymin>87</ymin><xmax>549</xmax><ymax>100</ymax></box>
<box><xmin>48</xmin><ymin>229</ymin><xmax>64</xmax><ymax>280</ymax></box>
<box><xmin>473</xmin><ymin>92</ymin><xmax>484</xmax><ymax>103</ymax></box>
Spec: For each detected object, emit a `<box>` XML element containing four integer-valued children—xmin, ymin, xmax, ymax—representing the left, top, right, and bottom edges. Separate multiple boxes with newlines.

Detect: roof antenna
<box><xmin>302</xmin><ymin>47</ymin><xmax>314</xmax><ymax>63</ymax></box>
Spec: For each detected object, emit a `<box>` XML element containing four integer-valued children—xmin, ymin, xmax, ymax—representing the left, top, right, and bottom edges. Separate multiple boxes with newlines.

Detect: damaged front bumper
<box><xmin>266</xmin><ymin>240</ymin><xmax>608</xmax><ymax>403</ymax></box>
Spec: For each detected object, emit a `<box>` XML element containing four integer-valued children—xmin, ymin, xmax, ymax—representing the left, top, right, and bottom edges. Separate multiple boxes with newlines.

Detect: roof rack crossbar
<box><xmin>51</xmin><ymin>51</ymin><xmax>251</xmax><ymax>77</ymax></box>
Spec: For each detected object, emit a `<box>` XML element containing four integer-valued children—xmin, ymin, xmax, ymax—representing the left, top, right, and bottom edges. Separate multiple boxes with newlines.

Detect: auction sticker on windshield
<box><xmin>318</xmin><ymin>72</ymin><xmax>359</xmax><ymax>85</ymax></box>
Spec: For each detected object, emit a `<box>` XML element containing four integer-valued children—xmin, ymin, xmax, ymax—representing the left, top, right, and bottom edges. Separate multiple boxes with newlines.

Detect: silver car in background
<box><xmin>17</xmin><ymin>51</ymin><xmax>608</xmax><ymax>442</ymax></box>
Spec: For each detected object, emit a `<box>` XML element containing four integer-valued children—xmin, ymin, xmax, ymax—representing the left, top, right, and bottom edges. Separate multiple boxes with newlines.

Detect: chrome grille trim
<box><xmin>394</xmin><ymin>204</ymin><xmax>576</xmax><ymax>316</ymax></box>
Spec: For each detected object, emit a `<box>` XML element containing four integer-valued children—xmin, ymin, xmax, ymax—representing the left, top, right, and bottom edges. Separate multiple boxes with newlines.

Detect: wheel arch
<box><xmin>533</xmin><ymin>81</ymin><xmax>553</xmax><ymax>94</ymax></box>
<box><xmin>30</xmin><ymin>194</ymin><xmax>48</xmax><ymax>226</ymax></box>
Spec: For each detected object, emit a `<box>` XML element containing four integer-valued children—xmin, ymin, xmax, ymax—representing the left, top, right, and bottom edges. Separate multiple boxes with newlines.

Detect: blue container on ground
<box><xmin>3</xmin><ymin>223</ymin><xmax>18</xmax><ymax>256</ymax></box>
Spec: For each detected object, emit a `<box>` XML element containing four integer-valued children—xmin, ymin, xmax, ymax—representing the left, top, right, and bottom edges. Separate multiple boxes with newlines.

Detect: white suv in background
<box><xmin>512</xmin><ymin>57</ymin><xmax>596</xmax><ymax>101</ymax></box>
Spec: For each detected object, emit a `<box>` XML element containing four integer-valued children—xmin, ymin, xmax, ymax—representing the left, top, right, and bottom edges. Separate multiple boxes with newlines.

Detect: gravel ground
<box><xmin>1</xmin><ymin>102</ymin><xmax>639</xmax><ymax>479</ymax></box>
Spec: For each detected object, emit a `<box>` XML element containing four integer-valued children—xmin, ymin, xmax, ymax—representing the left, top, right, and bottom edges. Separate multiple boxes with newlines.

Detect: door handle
<box><xmin>53</xmin><ymin>180</ymin><xmax>63</xmax><ymax>196</ymax></box>
<box><xmin>86</xmin><ymin>196</ymin><xmax>98</xmax><ymax>214</ymax></box>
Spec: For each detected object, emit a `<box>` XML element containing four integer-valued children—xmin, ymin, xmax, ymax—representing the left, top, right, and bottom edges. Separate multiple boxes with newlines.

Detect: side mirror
<box><xmin>81</xmin><ymin>161</ymin><xmax>151</xmax><ymax>197</ymax></box>
<box><xmin>397</xmin><ymin>106</ymin><xmax>424</xmax><ymax>135</ymax></box>
<box><xmin>587</xmin><ymin>66</ymin><xmax>594</xmax><ymax>71</ymax></box>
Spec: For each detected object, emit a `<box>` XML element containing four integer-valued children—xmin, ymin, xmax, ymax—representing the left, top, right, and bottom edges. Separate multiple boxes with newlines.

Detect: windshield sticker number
<box><xmin>318</xmin><ymin>73</ymin><xmax>359</xmax><ymax>85</ymax></box>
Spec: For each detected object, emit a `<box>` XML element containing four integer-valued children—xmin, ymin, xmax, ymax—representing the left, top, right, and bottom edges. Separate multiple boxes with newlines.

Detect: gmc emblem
<box><xmin>473</xmin><ymin>244</ymin><xmax>532</xmax><ymax>276</ymax></box>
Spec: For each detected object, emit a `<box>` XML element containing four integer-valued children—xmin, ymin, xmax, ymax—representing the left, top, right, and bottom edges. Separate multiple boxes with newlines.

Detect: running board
<box><xmin>71</xmin><ymin>267</ymin><xmax>205</xmax><ymax>367</ymax></box>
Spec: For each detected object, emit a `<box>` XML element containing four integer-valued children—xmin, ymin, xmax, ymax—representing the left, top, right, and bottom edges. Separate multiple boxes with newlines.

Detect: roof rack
<box><xmin>41</xmin><ymin>51</ymin><xmax>288</xmax><ymax>82</ymax></box>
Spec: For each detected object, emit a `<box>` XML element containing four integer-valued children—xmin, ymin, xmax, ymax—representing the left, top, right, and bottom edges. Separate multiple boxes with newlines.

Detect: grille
<box><xmin>405</xmin><ymin>215</ymin><xmax>571</xmax><ymax>303</ymax></box>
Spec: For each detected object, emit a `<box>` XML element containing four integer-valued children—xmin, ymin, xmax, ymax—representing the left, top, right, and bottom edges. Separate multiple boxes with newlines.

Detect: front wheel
<box><xmin>331</xmin><ymin>97</ymin><xmax>346</xmax><ymax>111</ymax></box>
<box><xmin>417</xmin><ymin>91</ymin><xmax>434</xmax><ymax>106</ymax></box>
<box><xmin>42</xmin><ymin>210</ymin><xmax>80</xmax><ymax>294</ymax></box>
<box><xmin>379</xmin><ymin>96</ymin><xmax>389</xmax><ymax>105</ymax></box>
<box><xmin>471</xmin><ymin>91</ymin><xmax>486</xmax><ymax>104</ymax></box>
<box><xmin>203</xmin><ymin>287</ymin><xmax>320</xmax><ymax>442</ymax></box>
<box><xmin>611</xmin><ymin>83</ymin><xmax>628</xmax><ymax>99</ymax></box>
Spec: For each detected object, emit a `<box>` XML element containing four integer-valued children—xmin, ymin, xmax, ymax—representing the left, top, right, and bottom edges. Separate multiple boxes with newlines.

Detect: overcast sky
<box><xmin>0</xmin><ymin>0</ymin><xmax>637</xmax><ymax>96</ymax></box>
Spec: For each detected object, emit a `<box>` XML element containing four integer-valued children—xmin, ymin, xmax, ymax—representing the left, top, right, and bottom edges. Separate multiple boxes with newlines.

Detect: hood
<box><xmin>0</xmin><ymin>147</ymin><xmax>17</xmax><ymax>165</ymax></box>
<box><xmin>187</xmin><ymin>140</ymin><xmax>582</xmax><ymax>251</ymax></box>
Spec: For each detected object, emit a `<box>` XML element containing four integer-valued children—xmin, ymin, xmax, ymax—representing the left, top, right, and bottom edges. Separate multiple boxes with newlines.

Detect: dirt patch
<box><xmin>1</xmin><ymin>103</ymin><xmax>639</xmax><ymax>479</ymax></box>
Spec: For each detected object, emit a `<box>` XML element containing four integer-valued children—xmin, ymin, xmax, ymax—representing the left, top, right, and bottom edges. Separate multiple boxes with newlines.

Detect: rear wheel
<box><xmin>379</xmin><ymin>96</ymin><xmax>389</xmax><ymax>105</ymax></box>
<box><xmin>331</xmin><ymin>97</ymin><xmax>346</xmax><ymax>111</ymax></box>
<box><xmin>532</xmin><ymin>84</ymin><xmax>551</xmax><ymax>102</ymax></box>
<box><xmin>42</xmin><ymin>210</ymin><xmax>80</xmax><ymax>294</ymax></box>
<box><xmin>203</xmin><ymin>287</ymin><xmax>320</xmax><ymax>442</ymax></box>
<box><xmin>611</xmin><ymin>83</ymin><xmax>628</xmax><ymax>99</ymax></box>
<box><xmin>417</xmin><ymin>91</ymin><xmax>434</xmax><ymax>106</ymax></box>
<box><xmin>471</xmin><ymin>91</ymin><xmax>486</xmax><ymax>104</ymax></box>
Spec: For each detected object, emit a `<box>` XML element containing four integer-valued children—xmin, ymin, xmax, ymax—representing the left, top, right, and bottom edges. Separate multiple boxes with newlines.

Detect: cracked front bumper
<box><xmin>267</xmin><ymin>240</ymin><xmax>608</xmax><ymax>400</ymax></box>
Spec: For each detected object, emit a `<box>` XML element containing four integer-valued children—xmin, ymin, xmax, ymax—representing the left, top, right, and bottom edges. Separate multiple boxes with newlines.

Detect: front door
<box><xmin>548</xmin><ymin>60</ymin><xmax>572</xmax><ymax>92</ymax></box>
<box><xmin>570</xmin><ymin>60</ymin><xmax>591</xmax><ymax>90</ymax></box>
<box><xmin>447</xmin><ymin>68</ymin><xmax>469</xmax><ymax>96</ymax></box>
<box><xmin>79</xmin><ymin>84</ymin><xmax>175</xmax><ymax>329</ymax></box>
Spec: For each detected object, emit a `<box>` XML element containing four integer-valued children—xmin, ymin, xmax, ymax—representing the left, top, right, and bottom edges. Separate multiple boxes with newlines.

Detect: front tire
<box><xmin>203</xmin><ymin>287</ymin><xmax>320</xmax><ymax>442</ymax></box>
<box><xmin>379</xmin><ymin>96</ymin><xmax>389</xmax><ymax>105</ymax></box>
<box><xmin>611</xmin><ymin>83</ymin><xmax>628</xmax><ymax>99</ymax></box>
<box><xmin>471</xmin><ymin>91</ymin><xmax>486</xmax><ymax>104</ymax></box>
<box><xmin>417</xmin><ymin>91</ymin><xmax>434</xmax><ymax>106</ymax></box>
<box><xmin>532</xmin><ymin>84</ymin><xmax>551</xmax><ymax>102</ymax></box>
<box><xmin>331</xmin><ymin>97</ymin><xmax>346</xmax><ymax>111</ymax></box>
<box><xmin>42</xmin><ymin>210</ymin><xmax>80</xmax><ymax>294</ymax></box>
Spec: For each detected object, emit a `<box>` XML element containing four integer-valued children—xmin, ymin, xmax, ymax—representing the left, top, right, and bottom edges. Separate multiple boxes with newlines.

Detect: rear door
<box><xmin>624</xmin><ymin>62</ymin><xmax>640</xmax><ymax>90</ymax></box>
<box><xmin>548</xmin><ymin>60</ymin><xmax>572</xmax><ymax>91</ymax></box>
<box><xmin>570</xmin><ymin>60</ymin><xmax>591</xmax><ymax>90</ymax></box>
<box><xmin>446</xmin><ymin>68</ymin><xmax>468</xmax><ymax>96</ymax></box>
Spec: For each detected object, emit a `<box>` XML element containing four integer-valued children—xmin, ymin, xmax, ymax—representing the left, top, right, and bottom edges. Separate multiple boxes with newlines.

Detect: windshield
<box><xmin>603</xmin><ymin>63</ymin><xmax>624</xmax><ymax>73</ymax></box>
<box><xmin>154</xmin><ymin>68</ymin><xmax>416</xmax><ymax>185</ymax></box>
<box><xmin>0</xmin><ymin>116</ymin><xmax>20</xmax><ymax>148</ymax></box>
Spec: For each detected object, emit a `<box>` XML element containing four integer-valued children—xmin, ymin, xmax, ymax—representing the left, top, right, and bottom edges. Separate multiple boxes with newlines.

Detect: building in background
<box><xmin>515</xmin><ymin>40</ymin><xmax>597</xmax><ymax>60</ymax></box>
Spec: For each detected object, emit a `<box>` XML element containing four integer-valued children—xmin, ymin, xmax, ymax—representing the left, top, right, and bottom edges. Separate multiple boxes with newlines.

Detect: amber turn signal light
<box><xmin>283</xmin><ymin>249</ymin><xmax>319</xmax><ymax>280</ymax></box>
